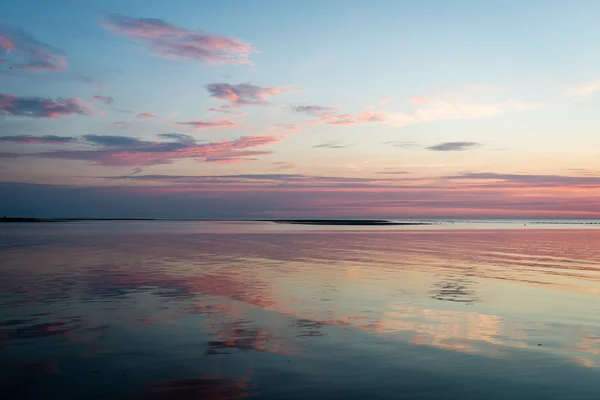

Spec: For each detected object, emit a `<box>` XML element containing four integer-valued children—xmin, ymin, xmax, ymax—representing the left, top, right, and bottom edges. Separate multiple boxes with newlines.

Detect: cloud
<box><xmin>290</xmin><ymin>105</ymin><xmax>337</xmax><ymax>115</ymax></box>
<box><xmin>0</xmin><ymin>22</ymin><xmax>67</xmax><ymax>72</ymax></box>
<box><xmin>384</xmin><ymin>141</ymin><xmax>421</xmax><ymax>148</ymax></box>
<box><xmin>78</xmin><ymin>75</ymin><xmax>105</xmax><ymax>91</ymax></box>
<box><xmin>569</xmin><ymin>81</ymin><xmax>600</xmax><ymax>96</ymax></box>
<box><xmin>377</xmin><ymin>170</ymin><xmax>410</xmax><ymax>175</ymax></box>
<box><xmin>3</xmin><ymin>169</ymin><xmax>600</xmax><ymax>219</ymax></box>
<box><xmin>177</xmin><ymin>118</ymin><xmax>238</xmax><ymax>130</ymax></box>
<box><xmin>112</xmin><ymin>108</ymin><xmax>134</xmax><ymax>114</ymax></box>
<box><xmin>92</xmin><ymin>95</ymin><xmax>114</xmax><ymax>104</ymax></box>
<box><xmin>410</xmin><ymin>96</ymin><xmax>428</xmax><ymax>105</ymax></box>
<box><xmin>206</xmin><ymin>83</ymin><xmax>284</xmax><ymax>107</ymax></box>
<box><xmin>0</xmin><ymin>133</ymin><xmax>286</xmax><ymax>166</ymax></box>
<box><xmin>357</xmin><ymin>112</ymin><xmax>386</xmax><ymax>122</ymax></box>
<box><xmin>100</xmin><ymin>173</ymin><xmax>405</xmax><ymax>188</ymax></box>
<box><xmin>267</xmin><ymin>124</ymin><xmax>301</xmax><ymax>135</ymax></box>
<box><xmin>83</xmin><ymin>134</ymin><xmax>148</xmax><ymax>147</ymax></box>
<box><xmin>204</xmin><ymin>157</ymin><xmax>257</xmax><ymax>164</ymax></box>
<box><xmin>307</xmin><ymin>94</ymin><xmax>540</xmax><ymax>130</ymax></box>
<box><xmin>102</xmin><ymin>14</ymin><xmax>255</xmax><ymax>65</ymax></box>
<box><xmin>273</xmin><ymin>161</ymin><xmax>294</xmax><ymax>170</ymax></box>
<box><xmin>0</xmin><ymin>135</ymin><xmax>76</xmax><ymax>144</ymax></box>
<box><xmin>157</xmin><ymin>133</ymin><xmax>196</xmax><ymax>145</ymax></box>
<box><xmin>312</xmin><ymin>141</ymin><xmax>354</xmax><ymax>149</ymax></box>
<box><xmin>444</xmin><ymin>172</ymin><xmax>600</xmax><ymax>187</ymax></box>
<box><xmin>207</xmin><ymin>107</ymin><xmax>235</xmax><ymax>113</ymax></box>
<box><xmin>137</xmin><ymin>112</ymin><xmax>157</xmax><ymax>118</ymax></box>
<box><xmin>0</xmin><ymin>93</ymin><xmax>92</xmax><ymax>118</ymax></box>
<box><xmin>387</xmin><ymin>99</ymin><xmax>542</xmax><ymax>128</ymax></box>
<box><xmin>427</xmin><ymin>142</ymin><xmax>480</xmax><ymax>151</ymax></box>
<box><xmin>318</xmin><ymin>111</ymin><xmax>387</xmax><ymax>126</ymax></box>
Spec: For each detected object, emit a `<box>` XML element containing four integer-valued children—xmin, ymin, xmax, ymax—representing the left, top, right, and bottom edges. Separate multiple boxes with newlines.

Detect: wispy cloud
<box><xmin>312</xmin><ymin>141</ymin><xmax>354</xmax><ymax>149</ymax></box>
<box><xmin>0</xmin><ymin>133</ymin><xmax>286</xmax><ymax>166</ymax></box>
<box><xmin>137</xmin><ymin>112</ymin><xmax>157</xmax><ymax>119</ymax></box>
<box><xmin>83</xmin><ymin>134</ymin><xmax>147</xmax><ymax>147</ymax></box>
<box><xmin>102</xmin><ymin>14</ymin><xmax>255</xmax><ymax>65</ymax></box>
<box><xmin>0</xmin><ymin>93</ymin><xmax>92</xmax><ymax>118</ymax></box>
<box><xmin>0</xmin><ymin>22</ymin><xmax>67</xmax><ymax>72</ymax></box>
<box><xmin>0</xmin><ymin>135</ymin><xmax>76</xmax><ymax>144</ymax></box>
<box><xmin>377</xmin><ymin>170</ymin><xmax>410</xmax><ymax>175</ymax></box>
<box><xmin>384</xmin><ymin>141</ymin><xmax>421</xmax><ymax>148</ymax></box>
<box><xmin>92</xmin><ymin>95</ymin><xmax>114</xmax><ymax>104</ymax></box>
<box><xmin>273</xmin><ymin>161</ymin><xmax>294</xmax><ymax>170</ymax></box>
<box><xmin>569</xmin><ymin>80</ymin><xmax>600</xmax><ymax>96</ymax></box>
<box><xmin>177</xmin><ymin>118</ymin><xmax>238</xmax><ymax>130</ymax></box>
<box><xmin>319</xmin><ymin>111</ymin><xmax>387</xmax><ymax>126</ymax></box>
<box><xmin>157</xmin><ymin>133</ymin><xmax>196</xmax><ymax>145</ymax></box>
<box><xmin>206</xmin><ymin>83</ymin><xmax>284</xmax><ymax>107</ymax></box>
<box><xmin>204</xmin><ymin>157</ymin><xmax>257</xmax><ymax>164</ymax></box>
<box><xmin>290</xmin><ymin>105</ymin><xmax>337</xmax><ymax>115</ymax></box>
<box><xmin>99</xmin><ymin>173</ymin><xmax>409</xmax><ymax>188</ymax></box>
<box><xmin>385</xmin><ymin>99</ymin><xmax>542</xmax><ymax>128</ymax></box>
<box><xmin>444</xmin><ymin>172</ymin><xmax>600</xmax><ymax>187</ymax></box>
<box><xmin>427</xmin><ymin>141</ymin><xmax>480</xmax><ymax>151</ymax></box>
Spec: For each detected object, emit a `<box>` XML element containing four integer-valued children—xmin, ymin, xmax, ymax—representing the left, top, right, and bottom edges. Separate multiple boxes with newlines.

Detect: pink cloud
<box><xmin>310</xmin><ymin>109</ymin><xmax>386</xmax><ymax>127</ymax></box>
<box><xmin>92</xmin><ymin>95</ymin><xmax>114</xmax><ymax>104</ymax></box>
<box><xmin>102</xmin><ymin>14</ymin><xmax>255</xmax><ymax>65</ymax></box>
<box><xmin>206</xmin><ymin>83</ymin><xmax>284</xmax><ymax>107</ymax></box>
<box><xmin>410</xmin><ymin>96</ymin><xmax>428</xmax><ymax>105</ymax></box>
<box><xmin>137</xmin><ymin>112</ymin><xmax>157</xmax><ymax>118</ymax></box>
<box><xmin>0</xmin><ymin>93</ymin><xmax>92</xmax><ymax>118</ymax></box>
<box><xmin>0</xmin><ymin>22</ymin><xmax>67</xmax><ymax>72</ymax></box>
<box><xmin>569</xmin><ymin>80</ymin><xmax>600</xmax><ymax>96</ymax></box>
<box><xmin>273</xmin><ymin>161</ymin><xmax>294</xmax><ymax>170</ymax></box>
<box><xmin>177</xmin><ymin>118</ymin><xmax>238</xmax><ymax>130</ymax></box>
<box><xmin>0</xmin><ymin>133</ymin><xmax>286</xmax><ymax>166</ymax></box>
<box><xmin>357</xmin><ymin>112</ymin><xmax>386</xmax><ymax>122</ymax></box>
<box><xmin>0</xmin><ymin>37</ymin><xmax>14</xmax><ymax>51</ymax></box>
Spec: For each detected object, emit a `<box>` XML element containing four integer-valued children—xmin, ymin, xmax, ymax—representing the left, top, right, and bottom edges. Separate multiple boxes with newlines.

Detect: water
<box><xmin>1</xmin><ymin>221</ymin><xmax>599</xmax><ymax>399</ymax></box>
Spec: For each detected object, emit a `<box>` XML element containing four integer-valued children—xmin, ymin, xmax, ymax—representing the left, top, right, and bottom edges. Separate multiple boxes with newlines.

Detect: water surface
<box><xmin>1</xmin><ymin>221</ymin><xmax>599</xmax><ymax>399</ymax></box>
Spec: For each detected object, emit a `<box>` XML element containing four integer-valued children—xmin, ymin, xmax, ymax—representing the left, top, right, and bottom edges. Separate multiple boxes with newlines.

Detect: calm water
<box><xmin>1</xmin><ymin>221</ymin><xmax>600</xmax><ymax>399</ymax></box>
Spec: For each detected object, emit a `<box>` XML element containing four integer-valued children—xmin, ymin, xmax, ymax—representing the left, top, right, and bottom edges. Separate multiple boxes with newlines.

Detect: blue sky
<box><xmin>1</xmin><ymin>0</ymin><xmax>600</xmax><ymax>218</ymax></box>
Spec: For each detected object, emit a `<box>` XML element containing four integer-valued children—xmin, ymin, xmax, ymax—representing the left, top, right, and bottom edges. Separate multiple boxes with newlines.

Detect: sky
<box><xmin>1</xmin><ymin>0</ymin><xmax>600</xmax><ymax>219</ymax></box>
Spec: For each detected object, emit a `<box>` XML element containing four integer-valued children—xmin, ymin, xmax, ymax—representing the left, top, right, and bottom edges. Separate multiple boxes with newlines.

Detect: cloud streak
<box><xmin>0</xmin><ymin>22</ymin><xmax>67</xmax><ymax>72</ymax></box>
<box><xmin>0</xmin><ymin>93</ymin><xmax>92</xmax><ymax>118</ymax></box>
<box><xmin>206</xmin><ymin>83</ymin><xmax>284</xmax><ymax>107</ymax></box>
<box><xmin>0</xmin><ymin>133</ymin><xmax>287</xmax><ymax>166</ymax></box>
<box><xmin>0</xmin><ymin>135</ymin><xmax>76</xmax><ymax>144</ymax></box>
<box><xmin>137</xmin><ymin>112</ymin><xmax>157</xmax><ymax>119</ymax></box>
<box><xmin>177</xmin><ymin>118</ymin><xmax>238</xmax><ymax>130</ymax></box>
<box><xmin>427</xmin><ymin>142</ymin><xmax>480</xmax><ymax>151</ymax></box>
<box><xmin>444</xmin><ymin>172</ymin><xmax>600</xmax><ymax>187</ymax></box>
<box><xmin>319</xmin><ymin>111</ymin><xmax>387</xmax><ymax>126</ymax></box>
<box><xmin>569</xmin><ymin>80</ymin><xmax>600</xmax><ymax>96</ymax></box>
<box><xmin>92</xmin><ymin>95</ymin><xmax>114</xmax><ymax>104</ymax></box>
<box><xmin>312</xmin><ymin>141</ymin><xmax>354</xmax><ymax>149</ymax></box>
<box><xmin>102</xmin><ymin>14</ymin><xmax>255</xmax><ymax>65</ymax></box>
<box><xmin>290</xmin><ymin>105</ymin><xmax>337</xmax><ymax>114</ymax></box>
